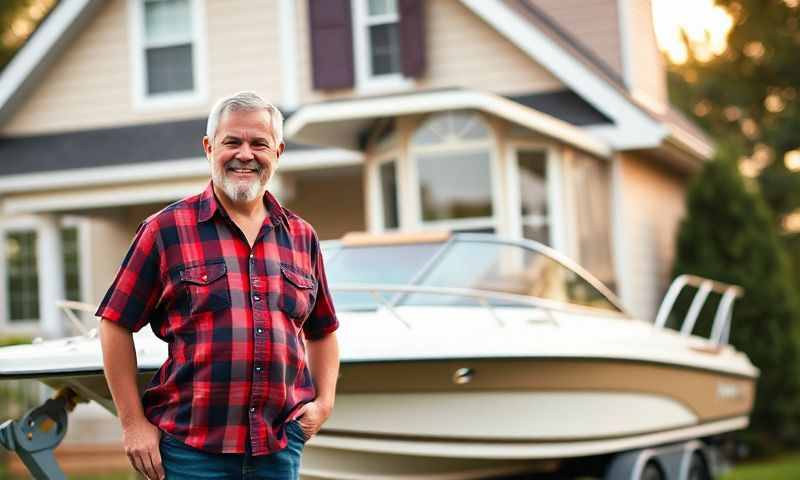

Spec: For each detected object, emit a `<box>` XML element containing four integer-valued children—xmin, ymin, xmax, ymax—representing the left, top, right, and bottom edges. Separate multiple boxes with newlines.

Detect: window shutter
<box><xmin>308</xmin><ymin>0</ymin><xmax>355</xmax><ymax>90</ymax></box>
<box><xmin>398</xmin><ymin>0</ymin><xmax>426</xmax><ymax>78</ymax></box>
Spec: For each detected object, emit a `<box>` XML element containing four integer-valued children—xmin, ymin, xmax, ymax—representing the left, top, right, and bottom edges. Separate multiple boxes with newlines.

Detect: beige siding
<box><xmin>296</xmin><ymin>0</ymin><xmax>563</xmax><ymax>104</ymax></box>
<box><xmin>532</xmin><ymin>0</ymin><xmax>624</xmax><ymax>76</ymax></box>
<box><xmin>2</xmin><ymin>0</ymin><xmax>284</xmax><ymax>136</ymax></box>
<box><xmin>282</xmin><ymin>167</ymin><xmax>365</xmax><ymax>241</ymax></box>
<box><xmin>614</xmin><ymin>153</ymin><xmax>686</xmax><ymax>321</ymax></box>
<box><xmin>622</xmin><ymin>0</ymin><xmax>667</xmax><ymax>108</ymax></box>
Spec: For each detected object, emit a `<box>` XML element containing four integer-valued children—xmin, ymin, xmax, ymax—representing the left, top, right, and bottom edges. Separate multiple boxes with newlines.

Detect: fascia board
<box><xmin>286</xmin><ymin>90</ymin><xmax>611</xmax><ymax>157</ymax></box>
<box><xmin>459</xmin><ymin>0</ymin><xmax>666</xmax><ymax>149</ymax></box>
<box><xmin>0</xmin><ymin>149</ymin><xmax>363</xmax><ymax>194</ymax></box>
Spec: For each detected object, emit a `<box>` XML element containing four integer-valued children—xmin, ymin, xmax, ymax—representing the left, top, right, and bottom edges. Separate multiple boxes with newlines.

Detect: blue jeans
<box><xmin>159</xmin><ymin>421</ymin><xmax>307</xmax><ymax>479</ymax></box>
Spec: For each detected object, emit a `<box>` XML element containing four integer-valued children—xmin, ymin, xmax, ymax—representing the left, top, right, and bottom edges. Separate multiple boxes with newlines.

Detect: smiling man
<box><xmin>97</xmin><ymin>91</ymin><xmax>340</xmax><ymax>480</ymax></box>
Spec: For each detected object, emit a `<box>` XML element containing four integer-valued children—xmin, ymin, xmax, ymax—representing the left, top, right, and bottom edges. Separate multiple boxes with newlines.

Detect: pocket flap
<box><xmin>280</xmin><ymin>265</ymin><xmax>315</xmax><ymax>289</ymax></box>
<box><xmin>181</xmin><ymin>263</ymin><xmax>227</xmax><ymax>285</ymax></box>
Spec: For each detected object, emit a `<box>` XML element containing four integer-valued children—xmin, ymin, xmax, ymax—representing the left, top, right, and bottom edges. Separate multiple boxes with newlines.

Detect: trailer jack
<box><xmin>0</xmin><ymin>388</ymin><xmax>81</xmax><ymax>480</ymax></box>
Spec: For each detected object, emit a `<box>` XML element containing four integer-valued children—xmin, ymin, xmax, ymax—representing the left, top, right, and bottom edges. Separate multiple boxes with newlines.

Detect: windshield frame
<box><xmin>320</xmin><ymin>233</ymin><xmax>631</xmax><ymax>318</ymax></box>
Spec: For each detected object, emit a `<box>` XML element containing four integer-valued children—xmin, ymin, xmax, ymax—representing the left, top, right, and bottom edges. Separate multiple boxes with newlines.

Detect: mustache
<box><xmin>225</xmin><ymin>159</ymin><xmax>263</xmax><ymax>171</ymax></box>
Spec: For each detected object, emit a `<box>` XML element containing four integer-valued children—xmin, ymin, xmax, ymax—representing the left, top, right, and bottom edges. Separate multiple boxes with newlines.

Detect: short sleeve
<box><xmin>303</xmin><ymin>236</ymin><xmax>339</xmax><ymax>341</ymax></box>
<box><xmin>95</xmin><ymin>220</ymin><xmax>163</xmax><ymax>332</ymax></box>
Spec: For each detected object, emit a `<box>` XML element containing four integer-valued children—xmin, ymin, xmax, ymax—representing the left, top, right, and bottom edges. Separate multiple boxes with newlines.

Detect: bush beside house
<box><xmin>671</xmin><ymin>152</ymin><xmax>800</xmax><ymax>454</ymax></box>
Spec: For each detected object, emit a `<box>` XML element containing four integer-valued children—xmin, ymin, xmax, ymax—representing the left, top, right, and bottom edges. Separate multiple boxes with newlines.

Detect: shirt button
<box><xmin>249</xmin><ymin>253</ymin><xmax>255</xmax><ymax>260</ymax></box>
<box><xmin>253</xmin><ymin>295</ymin><xmax>261</xmax><ymax>302</ymax></box>
<box><xmin>249</xmin><ymin>407</ymin><xmax>255</xmax><ymax>413</ymax></box>
<box><xmin>256</xmin><ymin>328</ymin><xmax>264</xmax><ymax>334</ymax></box>
<box><xmin>200</xmin><ymin>274</ymin><xmax>208</xmax><ymax>282</ymax></box>
<box><xmin>255</xmin><ymin>366</ymin><xmax>263</xmax><ymax>372</ymax></box>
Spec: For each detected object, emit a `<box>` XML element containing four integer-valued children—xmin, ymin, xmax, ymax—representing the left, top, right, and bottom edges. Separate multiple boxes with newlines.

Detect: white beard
<box><xmin>211</xmin><ymin>161</ymin><xmax>272</xmax><ymax>203</ymax></box>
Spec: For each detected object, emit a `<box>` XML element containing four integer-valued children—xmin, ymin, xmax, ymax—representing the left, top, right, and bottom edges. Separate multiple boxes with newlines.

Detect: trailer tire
<box><xmin>640</xmin><ymin>461</ymin><xmax>665</xmax><ymax>480</ymax></box>
<box><xmin>687</xmin><ymin>452</ymin><xmax>711</xmax><ymax>480</ymax></box>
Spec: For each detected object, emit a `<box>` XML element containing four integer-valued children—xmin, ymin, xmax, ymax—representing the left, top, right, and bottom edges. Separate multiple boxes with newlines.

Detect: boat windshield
<box><xmin>322</xmin><ymin>237</ymin><xmax>621</xmax><ymax>314</ymax></box>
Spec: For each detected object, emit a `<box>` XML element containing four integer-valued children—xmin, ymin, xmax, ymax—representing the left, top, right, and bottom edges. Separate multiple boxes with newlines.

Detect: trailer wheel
<box><xmin>640</xmin><ymin>461</ymin><xmax>665</xmax><ymax>480</ymax></box>
<box><xmin>687</xmin><ymin>452</ymin><xmax>711</xmax><ymax>480</ymax></box>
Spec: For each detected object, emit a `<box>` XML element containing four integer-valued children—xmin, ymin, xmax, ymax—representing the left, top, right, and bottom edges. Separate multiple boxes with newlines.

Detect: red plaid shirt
<box><xmin>96</xmin><ymin>182</ymin><xmax>338</xmax><ymax>455</ymax></box>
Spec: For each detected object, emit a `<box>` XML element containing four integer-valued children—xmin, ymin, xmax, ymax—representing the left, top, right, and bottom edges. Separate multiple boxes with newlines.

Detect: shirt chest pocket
<box><xmin>277</xmin><ymin>264</ymin><xmax>318</xmax><ymax>324</ymax></box>
<box><xmin>180</xmin><ymin>262</ymin><xmax>231</xmax><ymax>315</ymax></box>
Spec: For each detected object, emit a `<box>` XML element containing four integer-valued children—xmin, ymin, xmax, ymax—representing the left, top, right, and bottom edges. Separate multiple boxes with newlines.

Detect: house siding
<box><xmin>531</xmin><ymin>0</ymin><xmax>623</xmax><ymax>77</ymax></box>
<box><xmin>613</xmin><ymin>153</ymin><xmax>687</xmax><ymax>321</ymax></box>
<box><xmin>620</xmin><ymin>0</ymin><xmax>667</xmax><ymax>108</ymax></box>
<box><xmin>296</xmin><ymin>0</ymin><xmax>563</xmax><ymax>103</ymax></box>
<box><xmin>1</xmin><ymin>0</ymin><xmax>284</xmax><ymax>137</ymax></box>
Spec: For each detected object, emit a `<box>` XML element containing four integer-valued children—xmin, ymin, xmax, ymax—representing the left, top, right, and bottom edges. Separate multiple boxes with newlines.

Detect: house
<box><xmin>0</xmin><ymin>0</ymin><xmax>711</xmax><ymax>340</ymax></box>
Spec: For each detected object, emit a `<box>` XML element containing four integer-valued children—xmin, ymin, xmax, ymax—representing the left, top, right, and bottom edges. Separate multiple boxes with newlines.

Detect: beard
<box><xmin>211</xmin><ymin>159</ymin><xmax>272</xmax><ymax>203</ymax></box>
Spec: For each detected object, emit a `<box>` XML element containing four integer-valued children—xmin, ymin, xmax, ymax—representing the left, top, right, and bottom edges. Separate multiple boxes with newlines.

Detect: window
<box><xmin>353</xmin><ymin>0</ymin><xmax>408</xmax><ymax>90</ymax></box>
<box><xmin>365</xmin><ymin>0</ymin><xmax>401</xmax><ymax>76</ymax></box>
<box><xmin>143</xmin><ymin>0</ymin><xmax>194</xmax><ymax>95</ymax></box>
<box><xmin>6</xmin><ymin>232</ymin><xmax>38</xmax><ymax>322</ymax></box>
<box><xmin>61</xmin><ymin>227</ymin><xmax>81</xmax><ymax>302</ymax></box>
<box><xmin>517</xmin><ymin>150</ymin><xmax>550</xmax><ymax>245</ymax></box>
<box><xmin>379</xmin><ymin>160</ymin><xmax>400</xmax><ymax>229</ymax></box>
<box><xmin>412</xmin><ymin>111</ymin><xmax>495</xmax><ymax>231</ymax></box>
<box><xmin>132</xmin><ymin>0</ymin><xmax>205</xmax><ymax>105</ymax></box>
<box><xmin>571</xmin><ymin>152</ymin><xmax>616</xmax><ymax>291</ymax></box>
<box><xmin>4</xmin><ymin>226</ymin><xmax>82</xmax><ymax>323</ymax></box>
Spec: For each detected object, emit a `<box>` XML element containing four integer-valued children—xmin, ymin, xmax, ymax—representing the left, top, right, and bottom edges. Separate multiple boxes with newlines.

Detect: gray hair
<box><xmin>206</xmin><ymin>91</ymin><xmax>284</xmax><ymax>145</ymax></box>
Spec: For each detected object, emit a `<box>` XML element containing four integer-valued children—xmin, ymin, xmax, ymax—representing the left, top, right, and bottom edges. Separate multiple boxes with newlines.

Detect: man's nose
<box><xmin>237</xmin><ymin>143</ymin><xmax>255</xmax><ymax>160</ymax></box>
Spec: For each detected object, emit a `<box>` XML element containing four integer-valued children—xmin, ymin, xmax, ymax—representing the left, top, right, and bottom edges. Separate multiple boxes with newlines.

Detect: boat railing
<box><xmin>654</xmin><ymin>275</ymin><xmax>744</xmax><ymax>345</ymax></box>
<box><xmin>329</xmin><ymin>283</ymin><xmax>622</xmax><ymax>329</ymax></box>
<box><xmin>55</xmin><ymin>300</ymin><xmax>100</xmax><ymax>337</ymax></box>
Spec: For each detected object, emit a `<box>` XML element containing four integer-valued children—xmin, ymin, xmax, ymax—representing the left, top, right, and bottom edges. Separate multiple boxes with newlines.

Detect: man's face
<box><xmin>203</xmin><ymin>109</ymin><xmax>285</xmax><ymax>204</ymax></box>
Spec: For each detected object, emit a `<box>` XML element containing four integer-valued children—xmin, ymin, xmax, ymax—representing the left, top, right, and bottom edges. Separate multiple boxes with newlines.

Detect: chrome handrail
<box><xmin>654</xmin><ymin>275</ymin><xmax>744</xmax><ymax>345</ymax></box>
<box><xmin>56</xmin><ymin>300</ymin><xmax>100</xmax><ymax>337</ymax></box>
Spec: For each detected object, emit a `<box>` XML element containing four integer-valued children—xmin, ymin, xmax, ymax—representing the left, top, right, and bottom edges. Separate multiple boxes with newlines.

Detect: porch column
<box><xmin>37</xmin><ymin>214</ymin><xmax>65</xmax><ymax>338</ymax></box>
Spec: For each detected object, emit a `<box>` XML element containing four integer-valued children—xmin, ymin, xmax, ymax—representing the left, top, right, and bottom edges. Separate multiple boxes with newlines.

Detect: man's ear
<box><xmin>202</xmin><ymin>136</ymin><xmax>212</xmax><ymax>156</ymax></box>
<box><xmin>277</xmin><ymin>142</ymin><xmax>286</xmax><ymax>157</ymax></box>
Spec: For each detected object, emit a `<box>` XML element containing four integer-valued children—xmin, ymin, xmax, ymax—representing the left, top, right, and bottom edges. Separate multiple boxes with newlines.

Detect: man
<box><xmin>97</xmin><ymin>91</ymin><xmax>340</xmax><ymax>480</ymax></box>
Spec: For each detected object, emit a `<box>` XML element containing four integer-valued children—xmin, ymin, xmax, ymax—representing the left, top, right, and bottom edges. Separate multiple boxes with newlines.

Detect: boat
<box><xmin>0</xmin><ymin>232</ymin><xmax>758</xmax><ymax>480</ymax></box>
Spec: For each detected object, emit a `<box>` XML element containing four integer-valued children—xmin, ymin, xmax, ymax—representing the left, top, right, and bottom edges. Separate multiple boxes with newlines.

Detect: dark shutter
<box><xmin>308</xmin><ymin>0</ymin><xmax>355</xmax><ymax>90</ymax></box>
<box><xmin>398</xmin><ymin>0</ymin><xmax>426</xmax><ymax>78</ymax></box>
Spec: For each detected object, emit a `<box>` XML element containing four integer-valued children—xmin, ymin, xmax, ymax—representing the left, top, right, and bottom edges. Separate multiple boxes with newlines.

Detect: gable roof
<box><xmin>0</xmin><ymin>0</ymin><xmax>710</xmax><ymax>161</ymax></box>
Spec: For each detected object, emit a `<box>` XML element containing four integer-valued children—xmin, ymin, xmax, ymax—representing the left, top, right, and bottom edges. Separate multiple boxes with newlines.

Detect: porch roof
<box><xmin>285</xmin><ymin>89</ymin><xmax>612</xmax><ymax>158</ymax></box>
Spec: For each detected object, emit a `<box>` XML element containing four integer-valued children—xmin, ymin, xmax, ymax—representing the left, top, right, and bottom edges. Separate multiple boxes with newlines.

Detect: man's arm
<box><xmin>296</xmin><ymin>331</ymin><xmax>339</xmax><ymax>437</ymax></box>
<box><xmin>100</xmin><ymin>319</ymin><xmax>164</xmax><ymax>480</ymax></box>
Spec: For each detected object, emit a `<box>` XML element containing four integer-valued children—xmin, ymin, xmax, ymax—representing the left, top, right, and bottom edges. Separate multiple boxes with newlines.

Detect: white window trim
<box><xmin>0</xmin><ymin>216</ymin><xmax>92</xmax><ymax>334</ymax></box>
<box><xmin>128</xmin><ymin>0</ymin><xmax>208</xmax><ymax>110</ymax></box>
<box><xmin>352</xmin><ymin>0</ymin><xmax>414</xmax><ymax>95</ymax></box>
<box><xmin>410</xmin><ymin>113</ymin><xmax>499</xmax><ymax>232</ymax></box>
<box><xmin>506</xmin><ymin>141</ymin><xmax>568</xmax><ymax>255</ymax></box>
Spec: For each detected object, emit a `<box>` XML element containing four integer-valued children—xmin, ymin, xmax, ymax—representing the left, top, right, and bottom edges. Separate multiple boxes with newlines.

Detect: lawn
<box><xmin>721</xmin><ymin>453</ymin><xmax>800</xmax><ymax>480</ymax></box>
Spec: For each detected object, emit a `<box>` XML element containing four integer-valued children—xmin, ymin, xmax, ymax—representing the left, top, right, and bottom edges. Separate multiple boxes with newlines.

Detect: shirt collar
<box><xmin>198</xmin><ymin>181</ymin><xmax>290</xmax><ymax>229</ymax></box>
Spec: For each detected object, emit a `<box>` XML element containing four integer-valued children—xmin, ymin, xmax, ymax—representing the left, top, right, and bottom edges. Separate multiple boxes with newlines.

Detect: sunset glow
<box><xmin>652</xmin><ymin>0</ymin><xmax>735</xmax><ymax>64</ymax></box>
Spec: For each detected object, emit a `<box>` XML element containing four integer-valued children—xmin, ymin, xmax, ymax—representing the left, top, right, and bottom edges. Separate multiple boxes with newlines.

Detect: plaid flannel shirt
<box><xmin>96</xmin><ymin>182</ymin><xmax>338</xmax><ymax>455</ymax></box>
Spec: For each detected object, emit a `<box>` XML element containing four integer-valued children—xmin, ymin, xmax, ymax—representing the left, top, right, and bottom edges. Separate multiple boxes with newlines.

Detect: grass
<box><xmin>721</xmin><ymin>453</ymin><xmax>800</xmax><ymax>480</ymax></box>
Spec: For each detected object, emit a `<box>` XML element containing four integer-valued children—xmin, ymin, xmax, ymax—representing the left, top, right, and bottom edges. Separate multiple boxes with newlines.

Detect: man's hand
<box><xmin>122</xmin><ymin>418</ymin><xmax>164</xmax><ymax>480</ymax></box>
<box><xmin>295</xmin><ymin>400</ymin><xmax>332</xmax><ymax>440</ymax></box>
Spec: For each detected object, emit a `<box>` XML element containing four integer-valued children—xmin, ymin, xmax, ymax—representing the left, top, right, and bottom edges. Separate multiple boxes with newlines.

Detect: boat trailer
<box><xmin>0</xmin><ymin>388</ymin><xmax>81</xmax><ymax>480</ymax></box>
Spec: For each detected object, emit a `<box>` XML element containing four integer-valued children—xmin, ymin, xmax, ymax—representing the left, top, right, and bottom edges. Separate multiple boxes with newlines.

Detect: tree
<box><xmin>668</xmin><ymin>0</ymin><xmax>800</xmax><ymax>285</ymax></box>
<box><xmin>0</xmin><ymin>1</ymin><xmax>57</xmax><ymax>71</ymax></box>
<box><xmin>672</xmin><ymin>149</ymin><xmax>800</xmax><ymax>452</ymax></box>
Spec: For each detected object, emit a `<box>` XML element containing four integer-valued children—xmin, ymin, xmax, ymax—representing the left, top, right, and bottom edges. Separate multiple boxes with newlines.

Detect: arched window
<box><xmin>411</xmin><ymin>111</ymin><xmax>495</xmax><ymax>231</ymax></box>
